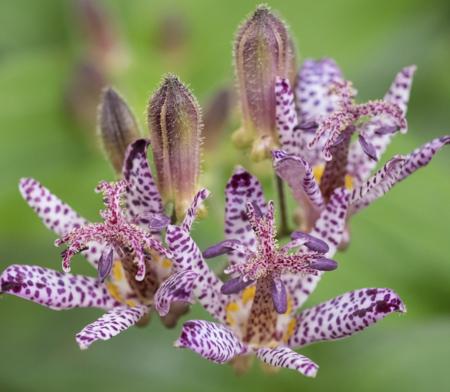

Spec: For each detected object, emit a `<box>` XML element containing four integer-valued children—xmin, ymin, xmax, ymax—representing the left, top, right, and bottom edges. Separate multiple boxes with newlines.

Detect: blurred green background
<box><xmin>1</xmin><ymin>0</ymin><xmax>449</xmax><ymax>391</ymax></box>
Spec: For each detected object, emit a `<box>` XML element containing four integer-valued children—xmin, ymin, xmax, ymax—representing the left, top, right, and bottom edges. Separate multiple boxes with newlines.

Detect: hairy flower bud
<box><xmin>98</xmin><ymin>87</ymin><xmax>140</xmax><ymax>174</ymax></box>
<box><xmin>233</xmin><ymin>5</ymin><xmax>296</xmax><ymax>161</ymax></box>
<box><xmin>148</xmin><ymin>75</ymin><xmax>202</xmax><ymax>221</ymax></box>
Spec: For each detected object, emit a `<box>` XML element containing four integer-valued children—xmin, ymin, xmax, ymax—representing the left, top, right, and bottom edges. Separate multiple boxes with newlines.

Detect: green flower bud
<box><xmin>98</xmin><ymin>87</ymin><xmax>140</xmax><ymax>174</ymax></box>
<box><xmin>233</xmin><ymin>5</ymin><xmax>296</xmax><ymax>161</ymax></box>
<box><xmin>147</xmin><ymin>75</ymin><xmax>202</xmax><ymax>221</ymax></box>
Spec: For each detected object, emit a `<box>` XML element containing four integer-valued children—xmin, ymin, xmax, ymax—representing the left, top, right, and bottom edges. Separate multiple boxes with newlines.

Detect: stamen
<box><xmin>291</xmin><ymin>231</ymin><xmax>330</xmax><ymax>254</ymax></box>
<box><xmin>203</xmin><ymin>239</ymin><xmax>242</xmax><ymax>259</ymax></box>
<box><xmin>271</xmin><ymin>277</ymin><xmax>287</xmax><ymax>314</ymax></box>
<box><xmin>221</xmin><ymin>277</ymin><xmax>254</xmax><ymax>295</ymax></box>
<box><xmin>98</xmin><ymin>248</ymin><xmax>114</xmax><ymax>282</ymax></box>
<box><xmin>358</xmin><ymin>134</ymin><xmax>378</xmax><ymax>161</ymax></box>
<box><xmin>309</xmin><ymin>258</ymin><xmax>338</xmax><ymax>271</ymax></box>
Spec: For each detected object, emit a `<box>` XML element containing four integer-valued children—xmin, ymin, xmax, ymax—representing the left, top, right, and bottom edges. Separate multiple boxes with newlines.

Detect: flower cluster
<box><xmin>1</xmin><ymin>3</ymin><xmax>449</xmax><ymax>379</ymax></box>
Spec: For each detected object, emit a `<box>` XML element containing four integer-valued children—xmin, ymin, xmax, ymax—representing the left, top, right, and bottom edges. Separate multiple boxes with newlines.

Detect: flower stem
<box><xmin>275</xmin><ymin>174</ymin><xmax>289</xmax><ymax>237</ymax></box>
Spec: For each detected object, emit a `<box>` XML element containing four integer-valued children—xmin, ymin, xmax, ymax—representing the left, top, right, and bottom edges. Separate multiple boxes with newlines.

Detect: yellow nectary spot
<box><xmin>344</xmin><ymin>174</ymin><xmax>353</xmax><ymax>189</ymax></box>
<box><xmin>313</xmin><ymin>164</ymin><xmax>353</xmax><ymax>190</ymax></box>
<box><xmin>126</xmin><ymin>299</ymin><xmax>138</xmax><ymax>307</ymax></box>
<box><xmin>242</xmin><ymin>286</ymin><xmax>256</xmax><ymax>305</ymax></box>
<box><xmin>284</xmin><ymin>296</ymin><xmax>293</xmax><ymax>316</ymax></box>
<box><xmin>112</xmin><ymin>260</ymin><xmax>124</xmax><ymax>281</ymax></box>
<box><xmin>225</xmin><ymin>301</ymin><xmax>240</xmax><ymax>326</ymax></box>
<box><xmin>313</xmin><ymin>164</ymin><xmax>325</xmax><ymax>183</ymax></box>
<box><xmin>283</xmin><ymin>318</ymin><xmax>297</xmax><ymax>343</ymax></box>
<box><xmin>162</xmin><ymin>259</ymin><xmax>173</xmax><ymax>269</ymax></box>
<box><xmin>107</xmin><ymin>282</ymin><xmax>123</xmax><ymax>303</ymax></box>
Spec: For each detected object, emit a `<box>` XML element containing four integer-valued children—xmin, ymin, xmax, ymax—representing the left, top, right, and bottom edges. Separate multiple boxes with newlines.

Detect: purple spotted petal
<box><xmin>154</xmin><ymin>270</ymin><xmax>197</xmax><ymax>317</ymax></box>
<box><xmin>175</xmin><ymin>320</ymin><xmax>246</xmax><ymax>364</ymax></box>
<box><xmin>271</xmin><ymin>277</ymin><xmax>287</xmax><ymax>314</ymax></box>
<box><xmin>347</xmin><ymin>65</ymin><xmax>416</xmax><ymax>182</ymax></box>
<box><xmin>224</xmin><ymin>168</ymin><xmax>266</xmax><ymax>266</ymax></box>
<box><xmin>397</xmin><ymin>135</ymin><xmax>450</xmax><ymax>182</ymax></box>
<box><xmin>288</xmin><ymin>288</ymin><xmax>406</xmax><ymax>348</ymax></box>
<box><xmin>285</xmin><ymin>188</ymin><xmax>349</xmax><ymax>312</ymax></box>
<box><xmin>291</xmin><ymin>231</ymin><xmax>329</xmax><ymax>254</ymax></box>
<box><xmin>295</xmin><ymin>58</ymin><xmax>345</xmax><ymax>123</ymax></box>
<box><xmin>97</xmin><ymin>248</ymin><xmax>114</xmax><ymax>282</ymax></box>
<box><xmin>0</xmin><ymin>264</ymin><xmax>119</xmax><ymax>310</ymax></box>
<box><xmin>221</xmin><ymin>276</ymin><xmax>254</xmax><ymax>295</ymax></box>
<box><xmin>19</xmin><ymin>178</ymin><xmax>88</xmax><ymax>235</ymax></box>
<box><xmin>350</xmin><ymin>155</ymin><xmax>407</xmax><ymax>213</ymax></box>
<box><xmin>19</xmin><ymin>178</ymin><xmax>104</xmax><ymax>268</ymax></box>
<box><xmin>76</xmin><ymin>305</ymin><xmax>148</xmax><ymax>349</ymax></box>
<box><xmin>202</xmin><ymin>239</ymin><xmax>243</xmax><ymax>259</ymax></box>
<box><xmin>272</xmin><ymin>150</ymin><xmax>324</xmax><ymax>213</ymax></box>
<box><xmin>166</xmin><ymin>224</ymin><xmax>229</xmax><ymax>323</ymax></box>
<box><xmin>309</xmin><ymin>258</ymin><xmax>338</xmax><ymax>271</ymax></box>
<box><xmin>256</xmin><ymin>346</ymin><xmax>318</xmax><ymax>377</ymax></box>
<box><xmin>352</xmin><ymin>136</ymin><xmax>450</xmax><ymax>213</ymax></box>
<box><xmin>122</xmin><ymin>139</ymin><xmax>164</xmax><ymax>230</ymax></box>
<box><xmin>275</xmin><ymin>77</ymin><xmax>300</xmax><ymax>155</ymax></box>
<box><xmin>181</xmin><ymin>188</ymin><xmax>210</xmax><ymax>232</ymax></box>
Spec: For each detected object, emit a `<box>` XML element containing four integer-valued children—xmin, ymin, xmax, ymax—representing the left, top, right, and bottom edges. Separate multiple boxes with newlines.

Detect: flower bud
<box><xmin>98</xmin><ymin>87</ymin><xmax>140</xmax><ymax>174</ymax></box>
<box><xmin>233</xmin><ymin>5</ymin><xmax>296</xmax><ymax>161</ymax></box>
<box><xmin>147</xmin><ymin>75</ymin><xmax>202</xmax><ymax>221</ymax></box>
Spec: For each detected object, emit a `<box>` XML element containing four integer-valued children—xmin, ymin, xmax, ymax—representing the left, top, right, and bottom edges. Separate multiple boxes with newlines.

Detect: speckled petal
<box><xmin>349</xmin><ymin>155</ymin><xmax>407</xmax><ymax>213</ymax></box>
<box><xmin>256</xmin><ymin>346</ymin><xmax>318</xmax><ymax>377</ymax></box>
<box><xmin>182</xmin><ymin>188</ymin><xmax>210</xmax><ymax>231</ymax></box>
<box><xmin>295</xmin><ymin>58</ymin><xmax>345</xmax><ymax>124</ymax></box>
<box><xmin>224</xmin><ymin>168</ymin><xmax>266</xmax><ymax>266</ymax></box>
<box><xmin>397</xmin><ymin>135</ymin><xmax>450</xmax><ymax>182</ymax></box>
<box><xmin>175</xmin><ymin>320</ymin><xmax>246</xmax><ymax>364</ymax></box>
<box><xmin>272</xmin><ymin>150</ymin><xmax>324</xmax><ymax>210</ymax></box>
<box><xmin>288</xmin><ymin>288</ymin><xmax>406</xmax><ymax>348</ymax></box>
<box><xmin>166</xmin><ymin>225</ymin><xmax>229</xmax><ymax>322</ymax></box>
<box><xmin>19</xmin><ymin>178</ymin><xmax>104</xmax><ymax>268</ymax></box>
<box><xmin>122</xmin><ymin>139</ymin><xmax>164</xmax><ymax>229</ymax></box>
<box><xmin>76</xmin><ymin>305</ymin><xmax>148</xmax><ymax>349</ymax></box>
<box><xmin>275</xmin><ymin>77</ymin><xmax>300</xmax><ymax>155</ymax></box>
<box><xmin>285</xmin><ymin>188</ymin><xmax>349</xmax><ymax>312</ymax></box>
<box><xmin>154</xmin><ymin>270</ymin><xmax>197</xmax><ymax>317</ymax></box>
<box><xmin>0</xmin><ymin>264</ymin><xmax>119</xmax><ymax>310</ymax></box>
<box><xmin>347</xmin><ymin>66</ymin><xmax>416</xmax><ymax>182</ymax></box>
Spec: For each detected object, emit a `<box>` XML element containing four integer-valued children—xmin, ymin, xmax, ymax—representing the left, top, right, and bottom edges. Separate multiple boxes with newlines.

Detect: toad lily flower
<box><xmin>273</xmin><ymin>59</ymin><xmax>450</xmax><ymax>242</ymax></box>
<box><xmin>0</xmin><ymin>139</ymin><xmax>187</xmax><ymax>349</ymax></box>
<box><xmin>154</xmin><ymin>169</ymin><xmax>405</xmax><ymax>376</ymax></box>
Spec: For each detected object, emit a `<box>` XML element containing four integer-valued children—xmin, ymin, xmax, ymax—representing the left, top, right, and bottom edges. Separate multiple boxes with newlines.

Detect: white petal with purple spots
<box><xmin>122</xmin><ymin>139</ymin><xmax>164</xmax><ymax>229</ymax></box>
<box><xmin>285</xmin><ymin>188</ymin><xmax>349</xmax><ymax>312</ymax></box>
<box><xmin>289</xmin><ymin>288</ymin><xmax>405</xmax><ymax>348</ymax></box>
<box><xmin>0</xmin><ymin>265</ymin><xmax>119</xmax><ymax>310</ymax></box>
<box><xmin>19</xmin><ymin>178</ymin><xmax>105</xmax><ymax>268</ymax></box>
<box><xmin>224</xmin><ymin>168</ymin><xmax>266</xmax><ymax>266</ymax></box>
<box><xmin>256</xmin><ymin>346</ymin><xmax>318</xmax><ymax>377</ymax></box>
<box><xmin>76</xmin><ymin>305</ymin><xmax>148</xmax><ymax>349</ymax></box>
<box><xmin>272</xmin><ymin>150</ymin><xmax>324</xmax><ymax>211</ymax></box>
<box><xmin>175</xmin><ymin>320</ymin><xmax>246</xmax><ymax>364</ymax></box>
<box><xmin>154</xmin><ymin>270</ymin><xmax>197</xmax><ymax>317</ymax></box>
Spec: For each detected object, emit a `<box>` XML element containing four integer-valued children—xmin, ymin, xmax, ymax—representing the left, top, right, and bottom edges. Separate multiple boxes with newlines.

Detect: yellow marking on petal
<box><xmin>284</xmin><ymin>296</ymin><xmax>293</xmax><ymax>316</ymax></box>
<box><xmin>312</xmin><ymin>164</ymin><xmax>325</xmax><ymax>184</ymax></box>
<box><xmin>344</xmin><ymin>174</ymin><xmax>353</xmax><ymax>189</ymax></box>
<box><xmin>242</xmin><ymin>286</ymin><xmax>256</xmax><ymax>305</ymax></box>
<box><xmin>125</xmin><ymin>299</ymin><xmax>138</xmax><ymax>307</ymax></box>
<box><xmin>162</xmin><ymin>259</ymin><xmax>173</xmax><ymax>269</ymax></box>
<box><xmin>314</xmin><ymin>164</ymin><xmax>353</xmax><ymax>189</ymax></box>
<box><xmin>107</xmin><ymin>282</ymin><xmax>123</xmax><ymax>303</ymax></box>
<box><xmin>283</xmin><ymin>318</ymin><xmax>297</xmax><ymax>343</ymax></box>
<box><xmin>225</xmin><ymin>301</ymin><xmax>240</xmax><ymax>326</ymax></box>
<box><xmin>112</xmin><ymin>260</ymin><xmax>124</xmax><ymax>281</ymax></box>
